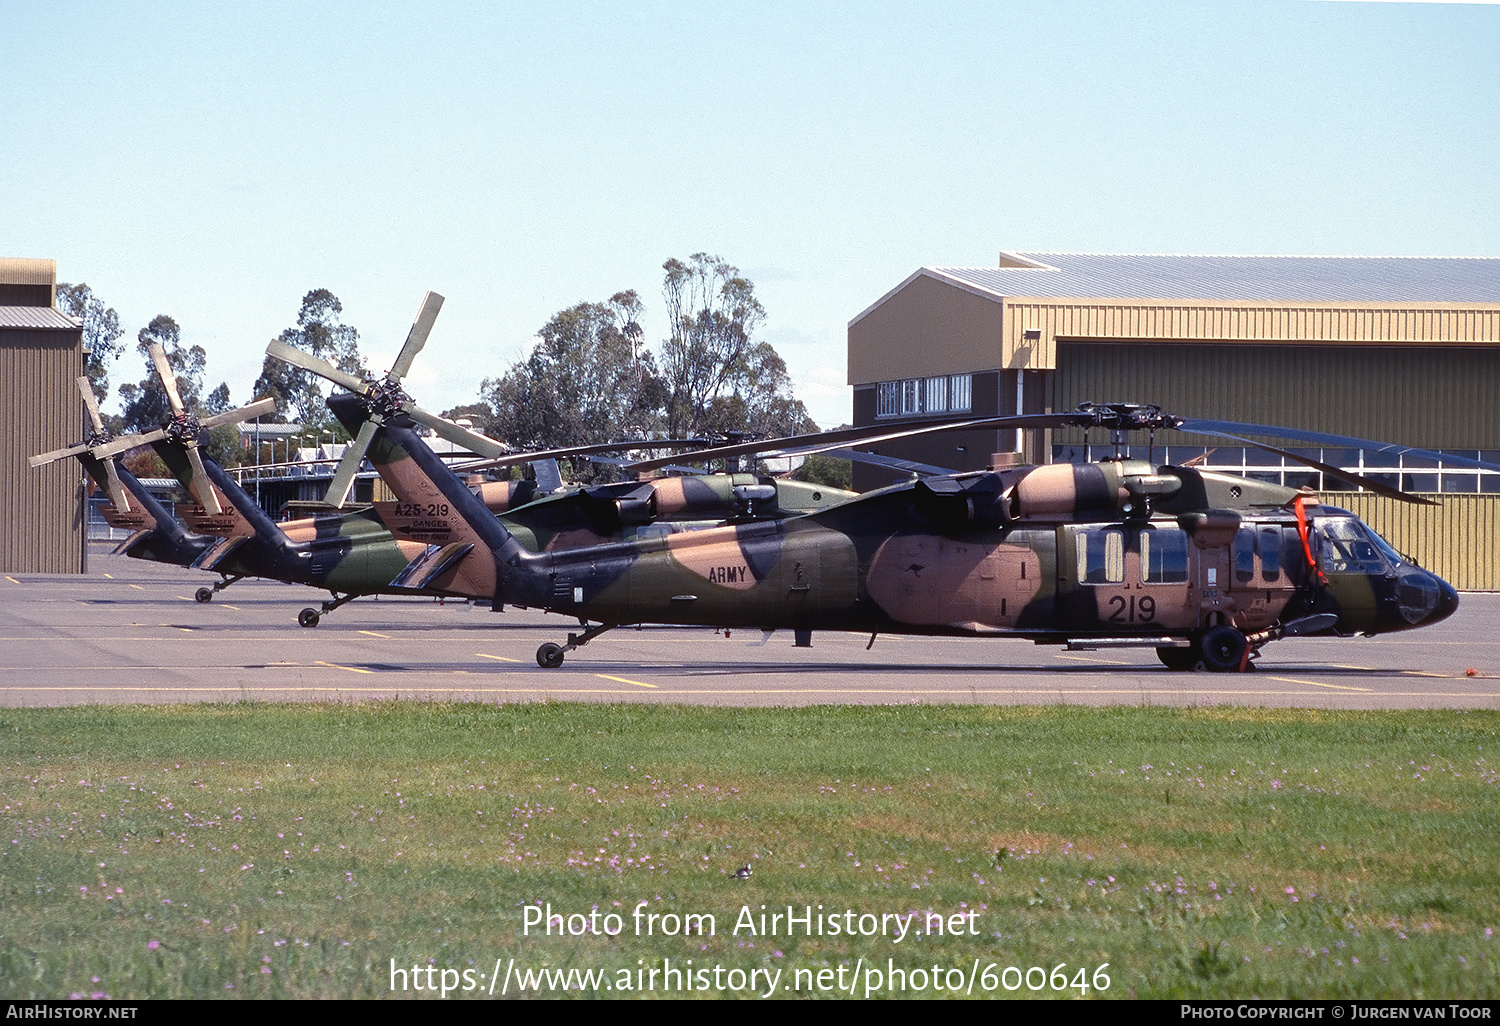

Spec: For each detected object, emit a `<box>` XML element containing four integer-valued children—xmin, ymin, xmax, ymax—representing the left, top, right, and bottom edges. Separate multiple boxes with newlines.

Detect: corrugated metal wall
<box><xmin>1324</xmin><ymin>492</ymin><xmax>1500</xmax><ymax>592</ymax></box>
<box><xmin>1004</xmin><ymin>299</ymin><xmax>1500</xmax><ymax>369</ymax></box>
<box><xmin>1054</xmin><ymin>342</ymin><xmax>1500</xmax><ymax>449</ymax></box>
<box><xmin>1</xmin><ymin>331</ymin><xmax>84</xmax><ymax>573</ymax></box>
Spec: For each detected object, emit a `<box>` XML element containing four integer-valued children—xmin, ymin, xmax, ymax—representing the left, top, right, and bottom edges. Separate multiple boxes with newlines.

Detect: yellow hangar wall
<box><xmin>849</xmin><ymin>273</ymin><xmax>1500</xmax><ymax>588</ymax></box>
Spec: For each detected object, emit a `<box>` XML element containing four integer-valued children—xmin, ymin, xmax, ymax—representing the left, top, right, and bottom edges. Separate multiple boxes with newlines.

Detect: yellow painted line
<box><xmin>1057</xmin><ymin>654</ymin><xmax>1132</xmax><ymax>665</ymax></box>
<box><xmin>359</xmin><ymin>630</ymin><xmax>393</xmax><ymax>639</ymax></box>
<box><xmin>103</xmin><ymin>574</ymin><xmax>114</xmax><ymax>580</ymax></box>
<box><xmin>595</xmin><ymin>673</ymin><xmax>658</xmax><ymax>689</ymax></box>
<box><xmin>1403</xmin><ymin>670</ymin><xmax>1453</xmax><ymax>678</ymax></box>
<box><xmin>315</xmin><ymin>660</ymin><xmax>374</xmax><ymax>675</ymax></box>
<box><xmin>1331</xmin><ymin>663</ymin><xmax>1375</xmax><ymax>671</ymax></box>
<box><xmin>476</xmin><ymin>652</ymin><xmax>522</xmax><ymax>663</ymax></box>
<box><xmin>1269</xmin><ymin>676</ymin><xmax>1372</xmax><ymax>693</ymax></box>
<box><xmin>129</xmin><ymin>584</ymin><xmax>145</xmax><ymax>591</ymax></box>
<box><xmin>219</xmin><ymin>604</ymin><xmax>240</xmax><ymax>611</ymax></box>
<box><xmin>4</xmin><ymin>577</ymin><xmax>18</xmax><ymax>584</ymax></box>
<box><xmin>177</xmin><ymin>595</ymin><xmax>192</xmax><ymax>601</ymax></box>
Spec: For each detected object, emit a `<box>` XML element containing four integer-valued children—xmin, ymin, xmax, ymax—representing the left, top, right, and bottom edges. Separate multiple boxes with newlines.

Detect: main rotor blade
<box><xmin>76</xmin><ymin>377</ymin><xmax>107</xmax><ymax>435</ymax></box>
<box><xmin>28</xmin><ymin>442</ymin><xmax>92</xmax><ymax>468</ymax></box>
<box><xmin>324</xmin><ymin>419</ymin><xmax>379</xmax><ymax>508</ymax></box>
<box><xmin>404</xmin><ymin>404</ymin><xmax>507</xmax><ymax>458</ymax></box>
<box><xmin>388</xmin><ymin>292</ymin><xmax>444</xmax><ymax>382</ymax></box>
<box><xmin>459</xmin><ymin>438</ymin><xmax>713</xmax><ymax>472</ymax></box>
<box><xmin>200</xmin><ymin>397</ymin><xmax>278</xmax><ymax>429</ymax></box>
<box><xmin>147</xmin><ymin>343</ymin><xmax>186</xmax><ymax>416</ymax></box>
<box><xmin>1176</xmin><ymin>418</ymin><xmax>1500</xmax><ymax>476</ymax></box>
<box><xmin>266</xmin><ymin>338</ymin><xmax>369</xmax><ymax>394</ymax></box>
<box><xmin>101</xmin><ymin>457</ymin><xmax>132</xmax><ymax>513</ymax></box>
<box><xmin>1210</xmin><ymin>437</ymin><xmax>1441</xmax><ymax>506</ymax></box>
<box><xmin>822</xmin><ymin>448</ymin><xmax>958</xmax><ymax>477</ymax></box>
<box><xmin>625</xmin><ymin>413</ymin><xmax>1078</xmax><ymax>473</ymax></box>
<box><xmin>90</xmin><ymin>428</ymin><xmax>169</xmax><ymax>461</ymax></box>
<box><xmin>182</xmin><ymin>443</ymin><xmax>223</xmax><ymax>515</ymax></box>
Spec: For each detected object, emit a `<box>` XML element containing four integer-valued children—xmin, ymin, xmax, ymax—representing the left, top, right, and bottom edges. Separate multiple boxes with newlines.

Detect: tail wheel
<box><xmin>536</xmin><ymin>643</ymin><xmax>564</xmax><ymax>669</ymax></box>
<box><xmin>298</xmin><ymin>608</ymin><xmax>321</xmax><ymax>628</ymax></box>
<box><xmin>195</xmin><ymin>587</ymin><xmax>214</xmax><ymax>603</ymax></box>
<box><xmin>1198</xmin><ymin>625</ymin><xmax>1248</xmax><ymax>673</ymax></box>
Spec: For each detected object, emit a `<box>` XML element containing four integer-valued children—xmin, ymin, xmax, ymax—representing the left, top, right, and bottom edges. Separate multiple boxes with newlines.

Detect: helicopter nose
<box><xmin>1430</xmin><ymin>576</ymin><xmax>1460</xmax><ymax>625</ymax></box>
<box><xmin>1396</xmin><ymin>570</ymin><xmax>1458</xmax><ymax>626</ymax></box>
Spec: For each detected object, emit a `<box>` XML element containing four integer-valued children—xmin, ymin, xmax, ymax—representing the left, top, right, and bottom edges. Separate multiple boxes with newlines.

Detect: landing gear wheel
<box><xmin>1198</xmin><ymin>625</ymin><xmax>1248</xmax><ymax>673</ymax></box>
<box><xmin>536</xmin><ymin>642</ymin><xmax>565</xmax><ymax>669</ymax></box>
<box><xmin>195</xmin><ymin>587</ymin><xmax>214</xmax><ymax>604</ymax></box>
<box><xmin>298</xmin><ymin>608</ymin><xmax>321</xmax><ymax>628</ymax></box>
<box><xmin>1156</xmin><ymin>646</ymin><xmax>1199</xmax><ymax>671</ymax></box>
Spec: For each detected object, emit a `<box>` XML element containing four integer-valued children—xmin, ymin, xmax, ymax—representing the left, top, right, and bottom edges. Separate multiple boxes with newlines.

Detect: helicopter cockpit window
<box><xmin>1317</xmin><ymin>518</ymin><xmax>1390</xmax><ymax>575</ymax></box>
<box><xmin>1077</xmin><ymin>528</ymin><xmax>1125</xmax><ymax>584</ymax></box>
<box><xmin>1140</xmin><ymin>527</ymin><xmax>1189</xmax><ymax>583</ymax></box>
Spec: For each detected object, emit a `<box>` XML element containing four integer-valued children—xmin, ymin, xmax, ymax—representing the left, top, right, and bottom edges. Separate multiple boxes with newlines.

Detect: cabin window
<box><xmin>1078</xmin><ymin>528</ymin><xmax>1125</xmax><ymax>584</ymax></box>
<box><xmin>1260</xmin><ymin>526</ymin><xmax>1282</xmax><ymax>581</ymax></box>
<box><xmin>1233</xmin><ymin>529</ymin><xmax>1256</xmax><ymax>584</ymax></box>
<box><xmin>1140</xmin><ymin>527</ymin><xmax>1189</xmax><ymax>583</ymax></box>
<box><xmin>876</xmin><ymin>381</ymin><xmax>899</xmax><ymax>418</ymax></box>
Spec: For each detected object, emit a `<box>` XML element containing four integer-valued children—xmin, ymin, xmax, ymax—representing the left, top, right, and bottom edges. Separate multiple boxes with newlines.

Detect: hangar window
<box><xmin>874</xmin><ymin>374</ymin><xmax>975</xmax><ymax>418</ymax></box>
<box><xmin>949</xmin><ymin>374</ymin><xmax>972</xmax><ymax>412</ymax></box>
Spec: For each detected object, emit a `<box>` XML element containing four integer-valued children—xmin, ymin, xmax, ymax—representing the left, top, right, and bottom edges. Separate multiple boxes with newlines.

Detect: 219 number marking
<box><xmin>1106</xmin><ymin>594</ymin><xmax>1155</xmax><ymax>623</ymax></box>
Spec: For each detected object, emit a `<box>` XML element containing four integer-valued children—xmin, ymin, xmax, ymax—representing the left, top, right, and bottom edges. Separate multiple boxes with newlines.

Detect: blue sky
<box><xmin>5</xmin><ymin>1</ymin><xmax>1497</xmax><ymax>428</ymax></box>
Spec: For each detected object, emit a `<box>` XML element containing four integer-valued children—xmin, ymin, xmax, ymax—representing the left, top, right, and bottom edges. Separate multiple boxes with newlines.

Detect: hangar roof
<box><xmin>853</xmin><ymin>253</ymin><xmax>1500</xmax><ymax>327</ymax></box>
<box><xmin>940</xmin><ymin>253</ymin><xmax>1500</xmax><ymax>304</ymax></box>
<box><xmin>0</xmin><ymin>306</ymin><xmax>81</xmax><ymax>331</ymax></box>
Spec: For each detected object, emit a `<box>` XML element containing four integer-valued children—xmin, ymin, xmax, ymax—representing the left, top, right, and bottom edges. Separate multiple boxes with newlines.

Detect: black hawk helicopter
<box><xmin>301</xmin><ymin>396</ymin><xmax>1466</xmax><ymax>671</ymax></box>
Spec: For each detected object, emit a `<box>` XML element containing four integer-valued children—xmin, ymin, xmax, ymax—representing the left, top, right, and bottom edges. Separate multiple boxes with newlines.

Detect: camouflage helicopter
<box><xmin>29</xmin><ymin>370</ymin><xmax>482</xmax><ymax>625</ymax></box>
<box><xmin>320</xmin><ymin>398</ymin><xmax>1467</xmax><ymax>671</ymax></box>
<box><xmin>260</xmin><ymin>292</ymin><xmax>858</xmax><ymax>599</ymax></box>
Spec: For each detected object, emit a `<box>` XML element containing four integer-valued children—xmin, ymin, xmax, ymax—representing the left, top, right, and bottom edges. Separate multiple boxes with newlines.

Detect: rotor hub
<box><xmin>163</xmin><ymin>413</ymin><xmax>202</xmax><ymax>444</ymax></box>
<box><xmin>368</xmin><ymin>378</ymin><xmax>413</xmax><ymax>420</ymax></box>
<box><xmin>1071</xmin><ymin>403</ymin><xmax>1184</xmax><ymax>432</ymax></box>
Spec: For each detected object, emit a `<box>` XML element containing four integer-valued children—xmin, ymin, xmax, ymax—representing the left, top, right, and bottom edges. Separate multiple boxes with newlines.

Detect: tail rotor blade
<box><xmin>200</xmin><ymin>397</ymin><xmax>278</xmax><ymax>429</ymax></box>
<box><xmin>387</xmin><ymin>292</ymin><xmax>444</xmax><ymax>382</ymax></box>
<box><xmin>405</xmin><ymin>405</ymin><xmax>507</xmax><ymax>458</ymax></box>
<box><xmin>76</xmin><ymin>377</ymin><xmax>108</xmax><ymax>435</ymax></box>
<box><xmin>102</xmin><ymin>458</ymin><xmax>133</xmax><ymax>513</ymax></box>
<box><xmin>90</xmin><ymin>428</ymin><xmax>169</xmax><ymax>461</ymax></box>
<box><xmin>148</xmin><ymin>343</ymin><xmax>186</xmax><ymax>416</ymax></box>
<box><xmin>28</xmin><ymin>442</ymin><xmax>92</xmax><ymax>468</ymax></box>
<box><xmin>182</xmin><ymin>444</ymin><xmax>223</xmax><ymax>515</ymax></box>
<box><xmin>324</xmin><ymin>419</ymin><xmax>378</xmax><ymax>508</ymax></box>
<box><xmin>266</xmin><ymin>338</ymin><xmax>369</xmax><ymax>394</ymax></box>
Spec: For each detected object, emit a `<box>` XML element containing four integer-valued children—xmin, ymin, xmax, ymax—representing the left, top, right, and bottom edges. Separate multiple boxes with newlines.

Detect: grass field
<box><xmin>0</xmin><ymin>702</ymin><xmax>1497</xmax><ymax>1000</ymax></box>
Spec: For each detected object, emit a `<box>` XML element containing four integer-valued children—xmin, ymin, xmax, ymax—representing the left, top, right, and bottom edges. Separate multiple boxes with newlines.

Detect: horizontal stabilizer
<box><xmin>190</xmin><ymin>535</ymin><xmax>252</xmax><ymax>572</ymax></box>
<box><xmin>111</xmin><ymin>530</ymin><xmax>155</xmax><ymax>557</ymax></box>
<box><xmin>390</xmin><ymin>542</ymin><xmax>474</xmax><ymax>590</ymax></box>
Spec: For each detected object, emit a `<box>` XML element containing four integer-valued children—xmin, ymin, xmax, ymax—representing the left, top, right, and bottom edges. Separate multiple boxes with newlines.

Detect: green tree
<box><xmin>56</xmin><ymin>282</ymin><xmax>125</xmax><ymax>404</ymax></box>
<box><xmin>117</xmin><ymin>316</ymin><xmax>212</xmax><ymax>433</ymax></box>
<box><xmin>480</xmin><ymin>291</ymin><xmax>665</xmax><ymax>452</ymax></box>
<box><xmin>659</xmin><ymin>254</ymin><xmax>814</xmax><ymax>439</ymax></box>
<box><xmin>251</xmin><ymin>289</ymin><xmax>364</xmax><ymax>425</ymax></box>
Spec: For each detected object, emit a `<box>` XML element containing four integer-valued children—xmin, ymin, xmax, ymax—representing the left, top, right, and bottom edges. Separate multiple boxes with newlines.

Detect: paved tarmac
<box><xmin>3</xmin><ymin>546</ymin><xmax>1499</xmax><ymax>709</ymax></box>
